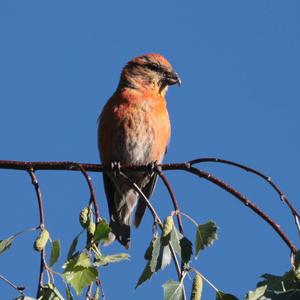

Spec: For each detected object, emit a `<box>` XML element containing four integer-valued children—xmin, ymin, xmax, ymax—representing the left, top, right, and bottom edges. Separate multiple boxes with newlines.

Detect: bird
<box><xmin>97</xmin><ymin>53</ymin><xmax>180</xmax><ymax>248</ymax></box>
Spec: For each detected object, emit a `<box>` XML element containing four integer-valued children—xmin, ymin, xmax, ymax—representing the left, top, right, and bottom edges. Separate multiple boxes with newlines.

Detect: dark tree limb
<box><xmin>155</xmin><ymin>166</ymin><xmax>184</xmax><ymax>234</ymax></box>
<box><xmin>71</xmin><ymin>163</ymin><xmax>100</xmax><ymax>222</ymax></box>
<box><xmin>188</xmin><ymin>157</ymin><xmax>300</xmax><ymax>236</ymax></box>
<box><xmin>119</xmin><ymin>172</ymin><xmax>183</xmax><ymax>279</ymax></box>
<box><xmin>0</xmin><ymin>159</ymin><xmax>297</xmax><ymax>255</ymax></box>
<box><xmin>27</xmin><ymin>170</ymin><xmax>46</xmax><ymax>297</ymax></box>
<box><xmin>181</xmin><ymin>165</ymin><xmax>298</xmax><ymax>254</ymax></box>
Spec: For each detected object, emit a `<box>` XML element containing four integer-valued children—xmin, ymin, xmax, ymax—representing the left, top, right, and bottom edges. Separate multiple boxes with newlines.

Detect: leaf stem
<box><xmin>119</xmin><ymin>171</ymin><xmax>182</xmax><ymax>281</ymax></box>
<box><xmin>191</xmin><ymin>268</ymin><xmax>219</xmax><ymax>293</ymax></box>
<box><xmin>0</xmin><ymin>274</ymin><xmax>25</xmax><ymax>293</ymax></box>
<box><xmin>179</xmin><ymin>211</ymin><xmax>198</xmax><ymax>227</ymax></box>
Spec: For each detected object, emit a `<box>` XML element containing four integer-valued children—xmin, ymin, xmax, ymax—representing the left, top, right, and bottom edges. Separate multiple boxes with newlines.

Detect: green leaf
<box><xmin>257</xmin><ymin>273</ymin><xmax>284</xmax><ymax>291</ymax></box>
<box><xmin>258</xmin><ymin>271</ymin><xmax>300</xmax><ymax>291</ymax></box>
<box><xmin>135</xmin><ymin>262</ymin><xmax>153</xmax><ymax>288</ymax></box>
<box><xmin>144</xmin><ymin>239</ymin><xmax>154</xmax><ymax>260</ymax></box>
<box><xmin>135</xmin><ymin>236</ymin><xmax>167</xmax><ymax>288</ymax></box>
<box><xmin>162</xmin><ymin>280</ymin><xmax>184</xmax><ymax>300</ymax></box>
<box><xmin>63</xmin><ymin>266</ymin><xmax>98</xmax><ymax>296</ymax></box>
<box><xmin>170</xmin><ymin>226</ymin><xmax>182</xmax><ymax>255</ymax></box>
<box><xmin>159</xmin><ymin>245</ymin><xmax>172</xmax><ymax>270</ymax></box>
<box><xmin>0</xmin><ymin>236</ymin><xmax>15</xmax><ymax>255</ymax></box>
<box><xmin>245</xmin><ymin>285</ymin><xmax>267</xmax><ymax>300</ymax></box>
<box><xmin>93</xmin><ymin>219</ymin><xmax>111</xmax><ymax>243</ymax></box>
<box><xmin>149</xmin><ymin>236</ymin><xmax>161</xmax><ymax>272</ymax></box>
<box><xmin>294</xmin><ymin>250</ymin><xmax>300</xmax><ymax>282</ymax></box>
<box><xmin>67</xmin><ymin>232</ymin><xmax>82</xmax><ymax>260</ymax></box>
<box><xmin>145</xmin><ymin>236</ymin><xmax>172</xmax><ymax>272</ymax></box>
<box><xmin>264</xmin><ymin>289</ymin><xmax>300</xmax><ymax>299</ymax></box>
<box><xmin>195</xmin><ymin>221</ymin><xmax>218</xmax><ymax>257</ymax></box>
<box><xmin>49</xmin><ymin>240</ymin><xmax>60</xmax><ymax>267</ymax></box>
<box><xmin>136</xmin><ymin>230</ymin><xmax>191</xmax><ymax>289</ymax></box>
<box><xmin>180</xmin><ymin>236</ymin><xmax>193</xmax><ymax>265</ymax></box>
<box><xmin>136</xmin><ymin>237</ymin><xmax>161</xmax><ymax>288</ymax></box>
<box><xmin>63</xmin><ymin>252</ymin><xmax>91</xmax><ymax>272</ymax></box>
<box><xmin>216</xmin><ymin>291</ymin><xmax>239</xmax><ymax>300</ymax></box>
<box><xmin>94</xmin><ymin>253</ymin><xmax>129</xmax><ymax>266</ymax></box>
<box><xmin>294</xmin><ymin>250</ymin><xmax>300</xmax><ymax>269</ymax></box>
<box><xmin>170</xmin><ymin>227</ymin><xmax>192</xmax><ymax>264</ymax></box>
<box><xmin>39</xmin><ymin>283</ymin><xmax>65</xmax><ymax>299</ymax></box>
<box><xmin>0</xmin><ymin>228</ymin><xmax>37</xmax><ymax>256</ymax></box>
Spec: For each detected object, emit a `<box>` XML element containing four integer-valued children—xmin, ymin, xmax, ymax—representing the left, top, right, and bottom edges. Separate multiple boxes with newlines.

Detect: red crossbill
<box><xmin>98</xmin><ymin>53</ymin><xmax>180</xmax><ymax>248</ymax></box>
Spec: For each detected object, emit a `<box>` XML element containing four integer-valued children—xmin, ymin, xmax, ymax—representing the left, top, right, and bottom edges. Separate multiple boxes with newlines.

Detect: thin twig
<box><xmin>72</xmin><ymin>163</ymin><xmax>100</xmax><ymax>222</ymax></box>
<box><xmin>182</xmin><ymin>165</ymin><xmax>298</xmax><ymax>254</ymax></box>
<box><xmin>71</xmin><ymin>163</ymin><xmax>102</xmax><ymax>300</ymax></box>
<box><xmin>179</xmin><ymin>211</ymin><xmax>198</xmax><ymax>227</ymax></box>
<box><xmin>189</xmin><ymin>157</ymin><xmax>300</xmax><ymax>236</ymax></box>
<box><xmin>0</xmin><ymin>159</ymin><xmax>297</xmax><ymax>253</ymax></box>
<box><xmin>154</xmin><ymin>166</ymin><xmax>187</xmax><ymax>292</ymax></box>
<box><xmin>190</xmin><ymin>268</ymin><xmax>219</xmax><ymax>293</ymax></box>
<box><xmin>155</xmin><ymin>166</ymin><xmax>184</xmax><ymax>234</ymax></box>
<box><xmin>119</xmin><ymin>172</ymin><xmax>163</xmax><ymax>227</ymax></box>
<box><xmin>97</xmin><ymin>278</ymin><xmax>105</xmax><ymax>300</ymax></box>
<box><xmin>86</xmin><ymin>282</ymin><xmax>93</xmax><ymax>300</ymax></box>
<box><xmin>0</xmin><ymin>274</ymin><xmax>25</xmax><ymax>293</ymax></box>
<box><xmin>28</xmin><ymin>170</ymin><xmax>45</xmax><ymax>227</ymax></box>
<box><xmin>119</xmin><ymin>172</ymin><xmax>182</xmax><ymax>279</ymax></box>
<box><xmin>27</xmin><ymin>170</ymin><xmax>46</xmax><ymax>297</ymax></box>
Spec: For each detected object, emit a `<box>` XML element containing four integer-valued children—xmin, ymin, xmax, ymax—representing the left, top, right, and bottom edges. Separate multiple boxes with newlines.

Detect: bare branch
<box><xmin>0</xmin><ymin>159</ymin><xmax>297</xmax><ymax>255</ymax></box>
<box><xmin>189</xmin><ymin>157</ymin><xmax>300</xmax><ymax>236</ymax></box>
<box><xmin>0</xmin><ymin>274</ymin><xmax>25</xmax><ymax>293</ymax></box>
<box><xmin>27</xmin><ymin>170</ymin><xmax>46</xmax><ymax>296</ymax></box>
<box><xmin>181</xmin><ymin>165</ymin><xmax>298</xmax><ymax>254</ymax></box>
<box><xmin>71</xmin><ymin>163</ymin><xmax>100</xmax><ymax>222</ymax></box>
<box><xmin>119</xmin><ymin>172</ymin><xmax>183</xmax><ymax>282</ymax></box>
<box><xmin>155</xmin><ymin>166</ymin><xmax>184</xmax><ymax>234</ymax></box>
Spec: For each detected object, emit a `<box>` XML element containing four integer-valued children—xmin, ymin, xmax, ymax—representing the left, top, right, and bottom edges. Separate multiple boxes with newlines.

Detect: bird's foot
<box><xmin>147</xmin><ymin>161</ymin><xmax>161</xmax><ymax>177</ymax></box>
<box><xmin>110</xmin><ymin>161</ymin><xmax>121</xmax><ymax>177</ymax></box>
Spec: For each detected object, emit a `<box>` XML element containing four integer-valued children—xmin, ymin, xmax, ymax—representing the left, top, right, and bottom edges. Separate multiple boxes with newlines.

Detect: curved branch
<box><xmin>28</xmin><ymin>170</ymin><xmax>45</xmax><ymax>227</ymax></box>
<box><xmin>0</xmin><ymin>159</ymin><xmax>297</xmax><ymax>254</ymax></box>
<box><xmin>180</xmin><ymin>165</ymin><xmax>297</xmax><ymax>254</ymax></box>
<box><xmin>119</xmin><ymin>171</ymin><xmax>183</xmax><ymax>282</ymax></box>
<box><xmin>189</xmin><ymin>157</ymin><xmax>300</xmax><ymax>235</ymax></box>
<box><xmin>71</xmin><ymin>163</ymin><xmax>100</xmax><ymax>222</ymax></box>
<box><xmin>97</xmin><ymin>278</ymin><xmax>106</xmax><ymax>300</ymax></box>
<box><xmin>27</xmin><ymin>170</ymin><xmax>46</xmax><ymax>296</ymax></box>
<box><xmin>155</xmin><ymin>166</ymin><xmax>184</xmax><ymax>234</ymax></box>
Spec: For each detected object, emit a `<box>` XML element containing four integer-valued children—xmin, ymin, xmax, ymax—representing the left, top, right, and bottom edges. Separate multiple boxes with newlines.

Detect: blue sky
<box><xmin>0</xmin><ymin>1</ymin><xmax>299</xmax><ymax>299</ymax></box>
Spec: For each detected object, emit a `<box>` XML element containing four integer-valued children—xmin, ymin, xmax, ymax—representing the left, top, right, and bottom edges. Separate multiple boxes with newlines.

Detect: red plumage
<box><xmin>98</xmin><ymin>54</ymin><xmax>180</xmax><ymax>248</ymax></box>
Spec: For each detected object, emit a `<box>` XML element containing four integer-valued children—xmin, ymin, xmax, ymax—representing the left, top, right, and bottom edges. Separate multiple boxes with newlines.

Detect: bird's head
<box><xmin>119</xmin><ymin>53</ymin><xmax>181</xmax><ymax>96</ymax></box>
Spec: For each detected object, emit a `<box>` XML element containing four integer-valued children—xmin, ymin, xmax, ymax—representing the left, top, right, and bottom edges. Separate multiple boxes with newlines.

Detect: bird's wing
<box><xmin>134</xmin><ymin>172</ymin><xmax>158</xmax><ymax>228</ymax></box>
<box><xmin>103</xmin><ymin>173</ymin><xmax>131</xmax><ymax>248</ymax></box>
<box><xmin>102</xmin><ymin>173</ymin><xmax>117</xmax><ymax>219</ymax></box>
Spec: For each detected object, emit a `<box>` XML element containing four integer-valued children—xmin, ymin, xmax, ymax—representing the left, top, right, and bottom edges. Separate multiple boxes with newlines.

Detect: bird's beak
<box><xmin>165</xmin><ymin>70</ymin><xmax>181</xmax><ymax>86</ymax></box>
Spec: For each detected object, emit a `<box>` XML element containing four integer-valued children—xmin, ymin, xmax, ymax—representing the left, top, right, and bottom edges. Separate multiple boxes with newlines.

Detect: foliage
<box><xmin>0</xmin><ymin>159</ymin><xmax>299</xmax><ymax>299</ymax></box>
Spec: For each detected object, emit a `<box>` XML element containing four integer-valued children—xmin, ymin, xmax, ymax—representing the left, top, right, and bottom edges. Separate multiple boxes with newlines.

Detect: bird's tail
<box><xmin>109</xmin><ymin>189</ymin><xmax>138</xmax><ymax>249</ymax></box>
<box><xmin>109</xmin><ymin>219</ymin><xmax>131</xmax><ymax>249</ymax></box>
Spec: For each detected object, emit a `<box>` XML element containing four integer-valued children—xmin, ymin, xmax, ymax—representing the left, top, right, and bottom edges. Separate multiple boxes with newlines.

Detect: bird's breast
<box><xmin>99</xmin><ymin>95</ymin><xmax>171</xmax><ymax>165</ymax></box>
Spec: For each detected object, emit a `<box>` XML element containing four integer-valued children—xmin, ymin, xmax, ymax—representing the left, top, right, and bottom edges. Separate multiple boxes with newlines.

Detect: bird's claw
<box><xmin>111</xmin><ymin>161</ymin><xmax>121</xmax><ymax>177</ymax></box>
<box><xmin>147</xmin><ymin>161</ymin><xmax>160</xmax><ymax>177</ymax></box>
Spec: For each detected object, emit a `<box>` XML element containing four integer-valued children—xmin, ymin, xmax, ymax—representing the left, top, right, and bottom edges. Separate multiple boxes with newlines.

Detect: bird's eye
<box><xmin>146</xmin><ymin>63</ymin><xmax>162</xmax><ymax>73</ymax></box>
